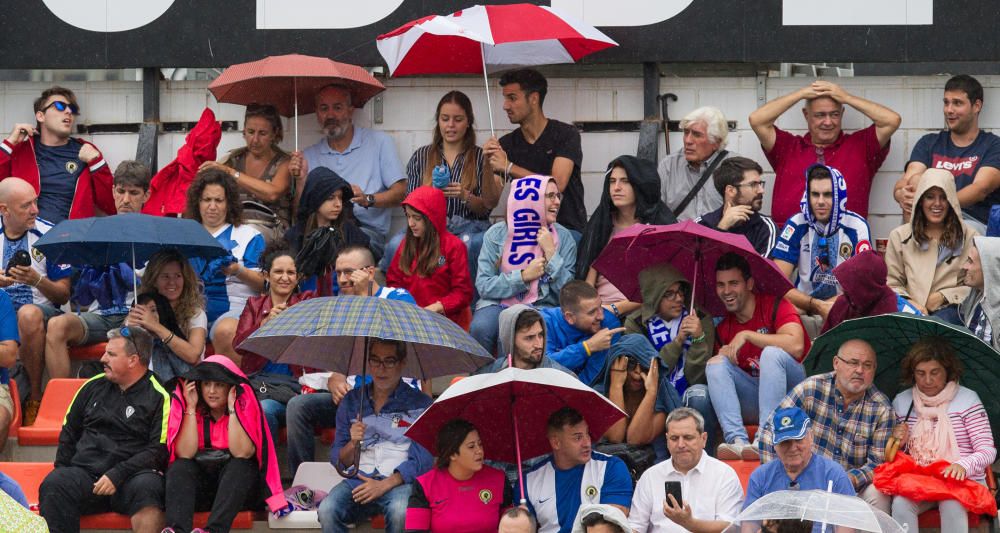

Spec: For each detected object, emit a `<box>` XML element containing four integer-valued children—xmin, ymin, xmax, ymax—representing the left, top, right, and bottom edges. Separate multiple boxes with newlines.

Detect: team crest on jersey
<box><xmin>66</xmin><ymin>160</ymin><xmax>79</xmax><ymax>174</ymax></box>
<box><xmin>125</xmin><ymin>406</ymin><xmax>135</xmax><ymax>418</ymax></box>
<box><xmin>585</xmin><ymin>485</ymin><xmax>598</xmax><ymax>499</ymax></box>
<box><xmin>479</xmin><ymin>489</ymin><xmax>493</xmax><ymax>504</ymax></box>
<box><xmin>30</xmin><ymin>247</ymin><xmax>44</xmax><ymax>263</ymax></box>
<box><xmin>838</xmin><ymin>242</ymin><xmax>853</xmax><ymax>260</ymax></box>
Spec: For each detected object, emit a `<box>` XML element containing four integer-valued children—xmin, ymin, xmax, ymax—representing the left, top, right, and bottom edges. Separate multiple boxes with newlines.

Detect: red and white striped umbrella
<box><xmin>376</xmin><ymin>3</ymin><xmax>617</xmax><ymax>133</ymax></box>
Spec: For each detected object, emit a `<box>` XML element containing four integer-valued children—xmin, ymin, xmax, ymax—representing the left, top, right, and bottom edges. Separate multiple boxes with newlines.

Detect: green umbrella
<box><xmin>805</xmin><ymin>312</ymin><xmax>1000</xmax><ymax>444</ymax></box>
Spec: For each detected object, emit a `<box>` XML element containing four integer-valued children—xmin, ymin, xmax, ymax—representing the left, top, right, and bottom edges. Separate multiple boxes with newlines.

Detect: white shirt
<box><xmin>629</xmin><ymin>452</ymin><xmax>744</xmax><ymax>533</ymax></box>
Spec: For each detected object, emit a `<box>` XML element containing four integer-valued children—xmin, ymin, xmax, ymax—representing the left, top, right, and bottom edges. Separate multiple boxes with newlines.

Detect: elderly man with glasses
<box><xmin>695</xmin><ymin>157</ymin><xmax>777</xmax><ymax>257</ymax></box>
<box><xmin>757</xmin><ymin>339</ymin><xmax>895</xmax><ymax>513</ymax></box>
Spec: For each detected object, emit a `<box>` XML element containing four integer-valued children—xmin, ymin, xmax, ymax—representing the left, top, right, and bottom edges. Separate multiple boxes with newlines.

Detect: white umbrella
<box><xmin>723</xmin><ymin>488</ymin><xmax>906</xmax><ymax>533</ymax></box>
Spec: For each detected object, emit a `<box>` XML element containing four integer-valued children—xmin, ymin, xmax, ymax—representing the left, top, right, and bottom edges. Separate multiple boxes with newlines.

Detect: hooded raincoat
<box><xmin>475</xmin><ymin>303</ymin><xmax>573</xmax><ymax>374</ymax></box>
<box><xmin>959</xmin><ymin>236</ymin><xmax>1000</xmax><ymax>350</ymax></box>
<box><xmin>885</xmin><ymin>169</ymin><xmax>978</xmax><ymax>310</ymax></box>
<box><xmin>575</xmin><ymin>156</ymin><xmax>676</xmax><ymax>278</ymax></box>
<box><xmin>166</xmin><ymin>355</ymin><xmax>286</xmax><ymax>513</ymax></box>
<box><xmin>622</xmin><ymin>263</ymin><xmax>714</xmax><ymax>387</ymax></box>
<box><xmin>822</xmin><ymin>250</ymin><xmax>921</xmax><ymax>334</ymax></box>
<box><xmin>387</xmin><ymin>186</ymin><xmax>473</xmax><ymax>329</ymax></box>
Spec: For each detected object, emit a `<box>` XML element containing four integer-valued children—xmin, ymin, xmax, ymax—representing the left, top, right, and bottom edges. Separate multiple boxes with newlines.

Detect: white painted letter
<box><xmin>783</xmin><ymin>0</ymin><xmax>932</xmax><ymax>25</ymax></box>
<box><xmin>256</xmin><ymin>0</ymin><xmax>405</xmax><ymax>30</ymax></box>
<box><xmin>550</xmin><ymin>0</ymin><xmax>695</xmax><ymax>27</ymax></box>
<box><xmin>42</xmin><ymin>0</ymin><xmax>176</xmax><ymax>32</ymax></box>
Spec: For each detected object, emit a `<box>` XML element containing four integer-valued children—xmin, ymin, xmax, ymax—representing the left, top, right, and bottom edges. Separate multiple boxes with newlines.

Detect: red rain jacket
<box><xmin>143</xmin><ymin>108</ymin><xmax>221</xmax><ymax>217</ymax></box>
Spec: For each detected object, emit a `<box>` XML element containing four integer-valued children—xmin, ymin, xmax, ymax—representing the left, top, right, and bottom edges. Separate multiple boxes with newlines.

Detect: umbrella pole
<box><xmin>294</xmin><ymin>77</ymin><xmax>299</xmax><ymax>152</ymax></box>
<box><xmin>480</xmin><ymin>42</ymin><xmax>496</xmax><ymax>138</ymax></box>
<box><xmin>131</xmin><ymin>242</ymin><xmax>138</xmax><ymax>306</ymax></box>
<box><xmin>512</xmin><ymin>396</ymin><xmax>526</xmax><ymax>506</ymax></box>
<box><xmin>690</xmin><ymin>245</ymin><xmax>699</xmax><ymax>314</ymax></box>
<box><xmin>819</xmin><ymin>479</ymin><xmax>834</xmax><ymax>533</ymax></box>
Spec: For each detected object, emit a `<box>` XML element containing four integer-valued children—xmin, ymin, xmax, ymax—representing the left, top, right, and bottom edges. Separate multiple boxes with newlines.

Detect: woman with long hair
<box><xmin>127</xmin><ymin>249</ymin><xmax>207</xmax><ymax>378</ymax></box>
<box><xmin>576</xmin><ymin>155</ymin><xmax>675</xmax><ymax>319</ymax></box>
<box><xmin>283</xmin><ymin>167</ymin><xmax>370</xmax><ymax>295</ymax></box>
<box><xmin>200</xmin><ymin>104</ymin><xmax>294</xmax><ymax>245</ymax></box>
<box><xmin>232</xmin><ymin>245</ymin><xmax>315</xmax><ymax>436</ymax></box>
<box><xmin>387</xmin><ymin>186</ymin><xmax>473</xmax><ymax>329</ymax></box>
<box><xmin>184</xmin><ymin>167</ymin><xmax>266</xmax><ymax>362</ymax></box>
<box><xmin>885</xmin><ymin>168</ymin><xmax>978</xmax><ymax>323</ymax></box>
<box><xmin>383</xmin><ymin>91</ymin><xmax>500</xmax><ymax>277</ymax></box>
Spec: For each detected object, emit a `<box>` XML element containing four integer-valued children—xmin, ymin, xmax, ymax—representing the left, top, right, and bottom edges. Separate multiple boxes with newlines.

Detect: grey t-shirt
<box><xmin>657</xmin><ymin>149</ymin><xmax>737</xmax><ymax>221</ymax></box>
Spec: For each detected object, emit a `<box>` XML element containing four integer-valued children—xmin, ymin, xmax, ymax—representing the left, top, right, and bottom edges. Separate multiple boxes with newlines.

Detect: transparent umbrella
<box><xmin>722</xmin><ymin>489</ymin><xmax>907</xmax><ymax>533</ymax></box>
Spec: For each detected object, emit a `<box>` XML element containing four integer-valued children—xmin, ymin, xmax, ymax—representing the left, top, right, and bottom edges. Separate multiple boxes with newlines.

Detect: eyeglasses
<box><xmin>544</xmin><ymin>192</ymin><xmax>563</xmax><ymax>201</ymax></box>
<box><xmin>662</xmin><ymin>289</ymin><xmax>685</xmax><ymax>301</ymax></box>
<box><xmin>835</xmin><ymin>354</ymin><xmax>876</xmax><ymax>372</ymax></box>
<box><xmin>734</xmin><ymin>180</ymin><xmax>766</xmax><ymax>190</ymax></box>
<box><xmin>44</xmin><ymin>100</ymin><xmax>80</xmax><ymax>115</ymax></box>
<box><xmin>118</xmin><ymin>327</ymin><xmax>139</xmax><ymax>355</ymax></box>
<box><xmin>335</xmin><ymin>266</ymin><xmax>372</xmax><ymax>277</ymax></box>
<box><xmin>368</xmin><ymin>357</ymin><xmax>400</xmax><ymax>369</ymax></box>
<box><xmin>626</xmin><ymin>358</ymin><xmax>647</xmax><ymax>372</ymax></box>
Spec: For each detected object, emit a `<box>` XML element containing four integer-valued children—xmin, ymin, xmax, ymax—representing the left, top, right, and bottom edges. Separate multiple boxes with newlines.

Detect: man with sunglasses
<box><xmin>749</xmin><ymin>80</ymin><xmax>900</xmax><ymax>226</ymax></box>
<box><xmin>770</xmin><ymin>164</ymin><xmax>872</xmax><ymax>322</ymax></box>
<box><xmin>319</xmin><ymin>337</ymin><xmax>433</xmax><ymax>533</ymax></box>
<box><xmin>742</xmin><ymin>407</ymin><xmax>854</xmax><ymax>532</ymax></box>
<box><xmin>0</xmin><ymin>86</ymin><xmax>115</xmax><ymax>224</ymax></box>
<box><xmin>696</xmin><ymin>157</ymin><xmax>777</xmax><ymax>256</ymax></box>
<box><xmin>39</xmin><ymin>325</ymin><xmax>170</xmax><ymax>533</ymax></box>
<box><xmin>756</xmin><ymin>339</ymin><xmax>894</xmax><ymax>513</ymax></box>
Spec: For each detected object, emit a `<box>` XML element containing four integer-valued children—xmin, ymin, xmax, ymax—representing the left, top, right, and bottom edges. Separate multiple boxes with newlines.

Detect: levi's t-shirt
<box><xmin>908</xmin><ymin>129</ymin><xmax>1000</xmax><ymax>224</ymax></box>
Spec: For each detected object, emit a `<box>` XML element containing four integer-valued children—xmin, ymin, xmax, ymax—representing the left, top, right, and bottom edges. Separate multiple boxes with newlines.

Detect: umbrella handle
<box><xmin>335</xmin><ymin>437</ymin><xmax>363</xmax><ymax>479</ymax></box>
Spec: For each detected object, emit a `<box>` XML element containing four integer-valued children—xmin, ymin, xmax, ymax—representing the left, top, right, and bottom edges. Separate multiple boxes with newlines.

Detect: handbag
<box><xmin>593</xmin><ymin>442</ymin><xmax>656</xmax><ymax>486</ymax></box>
<box><xmin>249</xmin><ymin>372</ymin><xmax>301</xmax><ymax>404</ymax></box>
<box><xmin>194</xmin><ymin>415</ymin><xmax>232</xmax><ymax>475</ymax></box>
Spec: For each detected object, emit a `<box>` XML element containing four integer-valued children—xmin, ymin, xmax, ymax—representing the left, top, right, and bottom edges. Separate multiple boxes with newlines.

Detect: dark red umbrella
<box><xmin>142</xmin><ymin>107</ymin><xmax>220</xmax><ymax>217</ymax></box>
<box><xmin>592</xmin><ymin>220</ymin><xmax>794</xmax><ymax>316</ymax></box>
<box><xmin>207</xmin><ymin>54</ymin><xmax>385</xmax><ymax>149</ymax></box>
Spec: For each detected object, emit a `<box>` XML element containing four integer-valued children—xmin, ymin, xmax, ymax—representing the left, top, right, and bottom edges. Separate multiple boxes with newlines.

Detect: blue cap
<box><xmin>773</xmin><ymin>407</ymin><xmax>811</xmax><ymax>444</ymax></box>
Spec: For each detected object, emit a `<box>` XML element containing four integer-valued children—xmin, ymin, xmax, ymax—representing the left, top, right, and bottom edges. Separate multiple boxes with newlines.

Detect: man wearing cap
<box><xmin>743</xmin><ymin>407</ymin><xmax>854</xmax><ymax>515</ymax></box>
<box><xmin>770</xmin><ymin>164</ymin><xmax>873</xmax><ymax>320</ymax></box>
<box><xmin>757</xmin><ymin>339</ymin><xmax>894</xmax><ymax>512</ymax></box>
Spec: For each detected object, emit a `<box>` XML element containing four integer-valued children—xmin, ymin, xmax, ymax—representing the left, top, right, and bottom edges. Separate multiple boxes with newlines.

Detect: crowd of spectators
<box><xmin>0</xmin><ymin>70</ymin><xmax>998</xmax><ymax>533</ymax></box>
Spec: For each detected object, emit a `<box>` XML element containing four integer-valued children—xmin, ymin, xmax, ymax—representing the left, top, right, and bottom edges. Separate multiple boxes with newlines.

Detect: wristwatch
<box><xmin>365</xmin><ymin>193</ymin><xmax>376</xmax><ymax>208</ymax></box>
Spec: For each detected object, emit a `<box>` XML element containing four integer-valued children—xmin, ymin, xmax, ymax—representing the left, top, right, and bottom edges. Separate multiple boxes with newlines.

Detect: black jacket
<box><xmin>696</xmin><ymin>207</ymin><xmax>777</xmax><ymax>257</ymax></box>
<box><xmin>55</xmin><ymin>371</ymin><xmax>170</xmax><ymax>486</ymax></box>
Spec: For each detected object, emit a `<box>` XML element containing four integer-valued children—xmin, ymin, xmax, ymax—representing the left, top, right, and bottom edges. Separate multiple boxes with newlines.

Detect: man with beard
<box><xmin>757</xmin><ymin>339</ymin><xmax>894</xmax><ymax>513</ymax></box>
<box><xmin>541</xmin><ymin>281</ymin><xmax>624</xmax><ymax>387</ymax></box>
<box><xmin>895</xmin><ymin>75</ymin><xmax>1000</xmax><ymax>234</ymax></box>
<box><xmin>770</xmin><ymin>164</ymin><xmax>872</xmax><ymax>320</ymax></box>
<box><xmin>289</xmin><ymin>85</ymin><xmax>406</xmax><ymax>259</ymax></box>
<box><xmin>706</xmin><ymin>253</ymin><xmax>808</xmax><ymax>461</ymax></box>
<box><xmin>695</xmin><ymin>157</ymin><xmax>777</xmax><ymax>257</ymax></box>
<box><xmin>39</xmin><ymin>326</ymin><xmax>169</xmax><ymax>533</ymax></box>
<box><xmin>0</xmin><ymin>86</ymin><xmax>115</xmax><ymax>223</ymax></box>
<box><xmin>476</xmin><ymin>304</ymin><xmax>572</xmax><ymax>374</ymax></box>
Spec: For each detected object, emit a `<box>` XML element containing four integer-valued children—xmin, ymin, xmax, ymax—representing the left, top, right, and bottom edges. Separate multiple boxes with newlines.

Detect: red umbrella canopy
<box><xmin>592</xmin><ymin>220</ymin><xmax>794</xmax><ymax>316</ymax></box>
<box><xmin>208</xmin><ymin>54</ymin><xmax>385</xmax><ymax>116</ymax></box>
<box><xmin>376</xmin><ymin>3</ymin><xmax>618</xmax><ymax>76</ymax></box>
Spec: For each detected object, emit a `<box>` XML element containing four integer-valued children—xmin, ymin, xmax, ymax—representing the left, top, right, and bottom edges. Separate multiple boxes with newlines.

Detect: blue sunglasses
<box><xmin>44</xmin><ymin>100</ymin><xmax>80</xmax><ymax>115</ymax></box>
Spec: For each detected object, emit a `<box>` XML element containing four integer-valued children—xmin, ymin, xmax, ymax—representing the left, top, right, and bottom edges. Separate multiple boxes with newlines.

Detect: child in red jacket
<box><xmin>387</xmin><ymin>186</ymin><xmax>473</xmax><ymax>329</ymax></box>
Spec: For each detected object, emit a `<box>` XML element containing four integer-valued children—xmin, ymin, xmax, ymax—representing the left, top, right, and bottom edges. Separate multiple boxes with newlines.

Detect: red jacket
<box><xmin>233</xmin><ymin>290</ymin><xmax>316</xmax><ymax>376</ymax></box>
<box><xmin>143</xmin><ymin>108</ymin><xmax>221</xmax><ymax>217</ymax></box>
<box><xmin>387</xmin><ymin>186</ymin><xmax>473</xmax><ymax>329</ymax></box>
<box><xmin>0</xmin><ymin>136</ymin><xmax>115</xmax><ymax>219</ymax></box>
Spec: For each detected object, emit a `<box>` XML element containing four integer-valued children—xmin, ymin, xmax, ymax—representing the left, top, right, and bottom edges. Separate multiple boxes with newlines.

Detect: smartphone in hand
<box><xmin>664</xmin><ymin>481</ymin><xmax>683</xmax><ymax>508</ymax></box>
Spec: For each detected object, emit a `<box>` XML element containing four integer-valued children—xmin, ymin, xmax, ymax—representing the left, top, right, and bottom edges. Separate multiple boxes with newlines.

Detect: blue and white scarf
<box><xmin>645</xmin><ymin>311</ymin><xmax>690</xmax><ymax>394</ymax></box>
<box><xmin>799</xmin><ymin>163</ymin><xmax>848</xmax><ymax>237</ymax></box>
<box><xmin>800</xmin><ymin>164</ymin><xmax>848</xmax><ymax>299</ymax></box>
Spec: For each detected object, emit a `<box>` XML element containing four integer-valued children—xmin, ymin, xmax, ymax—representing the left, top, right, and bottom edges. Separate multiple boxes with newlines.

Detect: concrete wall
<box><xmin>0</xmin><ymin>74</ymin><xmax>982</xmax><ymax>239</ymax></box>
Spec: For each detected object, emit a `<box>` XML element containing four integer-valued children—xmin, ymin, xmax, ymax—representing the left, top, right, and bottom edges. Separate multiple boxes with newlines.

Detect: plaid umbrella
<box><xmin>237</xmin><ymin>295</ymin><xmax>492</xmax><ymax>380</ymax></box>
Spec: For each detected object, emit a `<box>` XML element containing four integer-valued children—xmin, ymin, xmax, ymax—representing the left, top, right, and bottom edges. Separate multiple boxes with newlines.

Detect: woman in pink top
<box><xmin>887</xmin><ymin>337</ymin><xmax>996</xmax><ymax>533</ymax></box>
<box><xmin>405</xmin><ymin>419</ymin><xmax>512</xmax><ymax>533</ymax></box>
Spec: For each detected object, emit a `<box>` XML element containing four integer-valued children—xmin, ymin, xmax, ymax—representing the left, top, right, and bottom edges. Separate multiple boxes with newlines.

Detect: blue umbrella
<box><xmin>33</xmin><ymin>213</ymin><xmax>227</xmax><ymax>302</ymax></box>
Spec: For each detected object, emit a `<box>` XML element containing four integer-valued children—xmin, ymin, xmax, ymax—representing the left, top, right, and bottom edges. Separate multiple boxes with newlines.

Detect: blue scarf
<box><xmin>645</xmin><ymin>311</ymin><xmax>689</xmax><ymax>394</ymax></box>
<box><xmin>799</xmin><ymin>164</ymin><xmax>847</xmax><ymax>237</ymax></box>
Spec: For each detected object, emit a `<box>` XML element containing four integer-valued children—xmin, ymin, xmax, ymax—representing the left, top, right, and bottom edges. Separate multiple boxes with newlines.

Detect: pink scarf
<box><xmin>500</xmin><ymin>175</ymin><xmax>559</xmax><ymax>306</ymax></box>
<box><xmin>909</xmin><ymin>380</ymin><xmax>961</xmax><ymax>466</ymax></box>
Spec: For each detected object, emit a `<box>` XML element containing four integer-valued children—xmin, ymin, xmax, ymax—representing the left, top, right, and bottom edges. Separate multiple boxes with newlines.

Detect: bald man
<box><xmin>756</xmin><ymin>339</ymin><xmax>894</xmax><ymax>513</ymax></box>
<box><xmin>0</xmin><ymin>177</ymin><xmax>72</xmax><ymax>425</ymax></box>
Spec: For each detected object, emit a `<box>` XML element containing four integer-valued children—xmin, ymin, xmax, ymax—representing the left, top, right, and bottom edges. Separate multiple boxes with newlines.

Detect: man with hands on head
<box><xmin>39</xmin><ymin>326</ymin><xmax>169</xmax><ymax>533</ymax></box>
<box><xmin>749</xmin><ymin>80</ymin><xmax>899</xmax><ymax>226</ymax></box>
<box><xmin>288</xmin><ymin>84</ymin><xmax>406</xmax><ymax>260</ymax></box>
<box><xmin>318</xmin><ymin>337</ymin><xmax>433</xmax><ymax>533</ymax></box>
<box><xmin>284</xmin><ymin>244</ymin><xmax>417</xmax><ymax>475</ymax></box>
<box><xmin>0</xmin><ymin>86</ymin><xmax>115</xmax><ymax>223</ymax></box>
<box><xmin>0</xmin><ymin>177</ymin><xmax>73</xmax><ymax>425</ymax></box>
